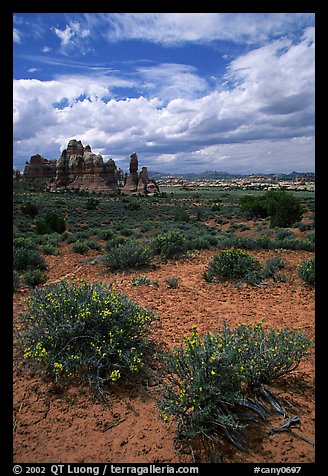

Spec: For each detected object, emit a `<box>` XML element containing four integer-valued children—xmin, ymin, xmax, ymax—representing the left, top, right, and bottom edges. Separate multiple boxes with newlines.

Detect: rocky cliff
<box><xmin>20</xmin><ymin>139</ymin><xmax>159</xmax><ymax>195</ymax></box>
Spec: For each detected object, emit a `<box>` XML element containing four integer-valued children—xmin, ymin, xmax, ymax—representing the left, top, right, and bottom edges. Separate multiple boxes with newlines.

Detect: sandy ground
<box><xmin>13</xmin><ymin>244</ymin><xmax>315</xmax><ymax>463</ymax></box>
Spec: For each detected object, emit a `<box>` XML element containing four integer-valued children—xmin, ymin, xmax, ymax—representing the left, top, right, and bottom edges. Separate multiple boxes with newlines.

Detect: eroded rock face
<box><xmin>121</xmin><ymin>153</ymin><xmax>159</xmax><ymax>195</ymax></box>
<box><xmin>122</xmin><ymin>152</ymin><xmax>139</xmax><ymax>193</ymax></box>
<box><xmin>23</xmin><ymin>154</ymin><xmax>57</xmax><ymax>180</ymax></box>
<box><xmin>52</xmin><ymin>140</ymin><xmax>118</xmax><ymax>194</ymax></box>
<box><xmin>21</xmin><ymin>140</ymin><xmax>159</xmax><ymax>195</ymax></box>
<box><xmin>137</xmin><ymin>166</ymin><xmax>160</xmax><ymax>195</ymax></box>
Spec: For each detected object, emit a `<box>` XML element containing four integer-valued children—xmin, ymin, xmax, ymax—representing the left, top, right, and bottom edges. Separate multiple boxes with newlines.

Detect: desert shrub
<box><xmin>298</xmin><ymin>257</ymin><xmax>315</xmax><ymax>285</ymax></box>
<box><xmin>72</xmin><ymin>240</ymin><xmax>90</xmax><ymax>254</ymax></box>
<box><xmin>159</xmin><ymin>326</ymin><xmax>247</xmax><ymax>449</ymax></box>
<box><xmin>66</xmin><ymin>232</ymin><xmax>83</xmax><ymax>244</ymax></box>
<box><xmin>22</xmin><ymin>269</ymin><xmax>48</xmax><ymax>287</ymax></box>
<box><xmin>263</xmin><ymin>256</ymin><xmax>286</xmax><ymax>280</ymax></box>
<box><xmin>105</xmin><ymin>239</ymin><xmax>153</xmax><ymax>270</ymax></box>
<box><xmin>239</xmin><ymin>194</ymin><xmax>268</xmax><ymax>218</ymax></box>
<box><xmin>21</xmin><ymin>201</ymin><xmax>39</xmax><ymax>218</ymax></box>
<box><xmin>255</xmin><ymin>234</ymin><xmax>273</xmax><ymax>249</ymax></box>
<box><xmin>131</xmin><ymin>275</ymin><xmax>151</xmax><ymax>286</ymax></box>
<box><xmin>240</xmin><ymin>191</ymin><xmax>303</xmax><ymax>228</ymax></box>
<box><xmin>218</xmin><ymin>321</ymin><xmax>312</xmax><ymax>388</ymax></box>
<box><xmin>211</xmin><ymin>203</ymin><xmax>221</xmax><ymax>212</ymax></box>
<box><xmin>204</xmin><ymin>248</ymin><xmax>262</xmax><ymax>284</ymax></box>
<box><xmin>36</xmin><ymin>211</ymin><xmax>66</xmax><ymax>235</ymax></box>
<box><xmin>187</xmin><ymin>237</ymin><xmax>211</xmax><ymax>250</ymax></box>
<box><xmin>33</xmin><ymin>232</ymin><xmax>63</xmax><ymax>246</ymax></box>
<box><xmin>159</xmin><ymin>322</ymin><xmax>312</xmax><ymax>453</ymax></box>
<box><xmin>196</xmin><ymin>207</ymin><xmax>206</xmax><ymax>221</ymax></box>
<box><xmin>96</xmin><ymin>228</ymin><xmax>115</xmax><ymax>240</ymax></box>
<box><xmin>41</xmin><ymin>243</ymin><xmax>59</xmax><ymax>255</ymax></box>
<box><xmin>72</xmin><ymin>239</ymin><xmax>101</xmax><ymax>254</ymax></box>
<box><xmin>13</xmin><ymin>270</ymin><xmax>21</xmax><ymax>292</ymax></box>
<box><xmin>13</xmin><ymin>237</ymin><xmax>37</xmax><ymax>250</ymax></box>
<box><xmin>274</xmin><ymin>238</ymin><xmax>314</xmax><ymax>252</ymax></box>
<box><xmin>275</xmin><ymin>229</ymin><xmax>295</xmax><ymax>241</ymax></box>
<box><xmin>86</xmin><ymin>197</ymin><xmax>100</xmax><ymax>210</ymax></box>
<box><xmin>266</xmin><ymin>191</ymin><xmax>303</xmax><ymax>228</ymax></box>
<box><xmin>183</xmin><ymin>228</ymin><xmax>218</xmax><ymax>251</ymax></box>
<box><xmin>152</xmin><ymin>230</ymin><xmax>187</xmax><ymax>259</ymax></box>
<box><xmin>298</xmin><ymin>222</ymin><xmax>314</xmax><ymax>232</ymax></box>
<box><xmin>13</xmin><ymin>247</ymin><xmax>46</xmax><ymax>271</ymax></box>
<box><xmin>18</xmin><ymin>279</ymin><xmax>154</xmax><ymax>394</ymax></box>
<box><xmin>305</xmin><ymin>231</ymin><xmax>315</xmax><ymax>244</ymax></box>
<box><xmin>216</xmin><ymin>235</ymin><xmax>259</xmax><ymax>250</ymax></box>
<box><xmin>124</xmin><ymin>201</ymin><xmax>141</xmax><ymax>211</ymax></box>
<box><xmin>165</xmin><ymin>277</ymin><xmax>180</xmax><ymax>288</ymax></box>
<box><xmin>104</xmin><ymin>235</ymin><xmax>128</xmax><ymax>252</ymax></box>
<box><xmin>120</xmin><ymin>227</ymin><xmax>136</xmax><ymax>237</ymax></box>
<box><xmin>215</xmin><ymin>234</ymin><xmax>314</xmax><ymax>253</ymax></box>
<box><xmin>174</xmin><ymin>207</ymin><xmax>190</xmax><ymax>223</ymax></box>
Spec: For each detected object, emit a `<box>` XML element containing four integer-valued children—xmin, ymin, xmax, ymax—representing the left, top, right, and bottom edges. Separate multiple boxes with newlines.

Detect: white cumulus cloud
<box><xmin>13</xmin><ymin>26</ymin><xmax>315</xmax><ymax>174</ymax></box>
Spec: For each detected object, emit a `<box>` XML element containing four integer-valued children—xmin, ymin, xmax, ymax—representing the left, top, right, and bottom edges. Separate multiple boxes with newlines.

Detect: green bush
<box><xmin>104</xmin><ymin>235</ymin><xmax>128</xmax><ymax>252</ymax></box>
<box><xmin>131</xmin><ymin>275</ymin><xmax>151</xmax><ymax>286</ymax></box>
<box><xmin>239</xmin><ymin>194</ymin><xmax>268</xmax><ymax>218</ymax></box>
<box><xmin>14</xmin><ymin>237</ymin><xmax>37</xmax><ymax>250</ymax></box>
<box><xmin>152</xmin><ymin>230</ymin><xmax>187</xmax><ymax>259</ymax></box>
<box><xmin>174</xmin><ymin>207</ymin><xmax>190</xmax><ymax>223</ymax></box>
<box><xmin>21</xmin><ymin>201</ymin><xmax>39</xmax><ymax>218</ymax></box>
<box><xmin>275</xmin><ymin>229</ymin><xmax>295</xmax><ymax>240</ymax></box>
<box><xmin>96</xmin><ymin>228</ymin><xmax>115</xmax><ymax>240</ymax></box>
<box><xmin>165</xmin><ymin>277</ymin><xmax>180</xmax><ymax>288</ymax></box>
<box><xmin>298</xmin><ymin>257</ymin><xmax>315</xmax><ymax>285</ymax></box>
<box><xmin>22</xmin><ymin>269</ymin><xmax>48</xmax><ymax>287</ymax></box>
<box><xmin>13</xmin><ymin>270</ymin><xmax>21</xmax><ymax>292</ymax></box>
<box><xmin>159</xmin><ymin>322</ymin><xmax>312</xmax><ymax>452</ymax></box>
<box><xmin>72</xmin><ymin>240</ymin><xmax>90</xmax><ymax>254</ymax></box>
<box><xmin>13</xmin><ymin>247</ymin><xmax>46</xmax><ymax>271</ymax></box>
<box><xmin>105</xmin><ymin>239</ymin><xmax>153</xmax><ymax>270</ymax></box>
<box><xmin>72</xmin><ymin>239</ymin><xmax>101</xmax><ymax>254</ymax></box>
<box><xmin>86</xmin><ymin>197</ymin><xmax>100</xmax><ymax>210</ymax></box>
<box><xmin>240</xmin><ymin>191</ymin><xmax>303</xmax><ymax>228</ymax></box>
<box><xmin>266</xmin><ymin>190</ymin><xmax>303</xmax><ymax>228</ymax></box>
<box><xmin>159</xmin><ymin>326</ymin><xmax>247</xmax><ymax>449</ymax></box>
<box><xmin>204</xmin><ymin>248</ymin><xmax>263</xmax><ymax>284</ymax></box>
<box><xmin>124</xmin><ymin>201</ymin><xmax>141</xmax><ymax>211</ymax></box>
<box><xmin>18</xmin><ymin>279</ymin><xmax>154</xmax><ymax>395</ymax></box>
<box><xmin>41</xmin><ymin>243</ymin><xmax>59</xmax><ymax>255</ymax></box>
<box><xmin>218</xmin><ymin>321</ymin><xmax>312</xmax><ymax>388</ymax></box>
<box><xmin>211</xmin><ymin>203</ymin><xmax>221</xmax><ymax>212</ymax></box>
<box><xmin>36</xmin><ymin>211</ymin><xmax>66</xmax><ymax>235</ymax></box>
<box><xmin>263</xmin><ymin>256</ymin><xmax>286</xmax><ymax>280</ymax></box>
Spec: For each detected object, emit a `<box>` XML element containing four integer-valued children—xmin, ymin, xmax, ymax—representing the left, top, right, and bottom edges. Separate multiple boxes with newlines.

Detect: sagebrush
<box><xmin>18</xmin><ymin>279</ymin><xmax>154</xmax><ymax>395</ymax></box>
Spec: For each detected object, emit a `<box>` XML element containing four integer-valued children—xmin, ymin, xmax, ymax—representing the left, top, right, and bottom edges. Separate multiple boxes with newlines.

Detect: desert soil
<box><xmin>13</xmin><ymin>244</ymin><xmax>315</xmax><ymax>464</ymax></box>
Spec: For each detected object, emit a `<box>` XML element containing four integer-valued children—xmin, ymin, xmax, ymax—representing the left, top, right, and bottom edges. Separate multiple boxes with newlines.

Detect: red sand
<box><xmin>13</xmin><ymin>245</ymin><xmax>315</xmax><ymax>463</ymax></box>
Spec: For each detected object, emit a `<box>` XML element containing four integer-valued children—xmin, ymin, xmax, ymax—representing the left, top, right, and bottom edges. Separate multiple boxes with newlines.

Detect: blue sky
<box><xmin>13</xmin><ymin>13</ymin><xmax>315</xmax><ymax>174</ymax></box>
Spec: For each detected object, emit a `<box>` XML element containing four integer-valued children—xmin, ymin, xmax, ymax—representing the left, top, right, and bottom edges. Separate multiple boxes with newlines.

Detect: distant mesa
<box><xmin>19</xmin><ymin>139</ymin><xmax>159</xmax><ymax>195</ymax></box>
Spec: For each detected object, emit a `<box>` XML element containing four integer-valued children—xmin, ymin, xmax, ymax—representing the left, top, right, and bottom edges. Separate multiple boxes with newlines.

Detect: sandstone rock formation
<box><xmin>122</xmin><ymin>152</ymin><xmax>139</xmax><ymax>193</ymax></box>
<box><xmin>20</xmin><ymin>140</ymin><xmax>159</xmax><ymax>195</ymax></box>
<box><xmin>22</xmin><ymin>154</ymin><xmax>57</xmax><ymax>181</ymax></box>
<box><xmin>52</xmin><ymin>139</ymin><xmax>118</xmax><ymax>194</ymax></box>
<box><xmin>122</xmin><ymin>152</ymin><xmax>159</xmax><ymax>195</ymax></box>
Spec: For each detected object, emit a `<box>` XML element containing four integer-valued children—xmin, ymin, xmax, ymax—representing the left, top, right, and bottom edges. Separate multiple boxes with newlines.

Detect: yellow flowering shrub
<box><xmin>158</xmin><ymin>321</ymin><xmax>312</xmax><ymax>454</ymax></box>
<box><xmin>17</xmin><ymin>278</ymin><xmax>154</xmax><ymax>395</ymax></box>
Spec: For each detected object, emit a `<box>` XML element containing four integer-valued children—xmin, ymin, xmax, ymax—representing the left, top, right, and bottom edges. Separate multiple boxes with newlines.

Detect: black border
<box><xmin>3</xmin><ymin>2</ymin><xmax>323</xmax><ymax>474</ymax></box>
